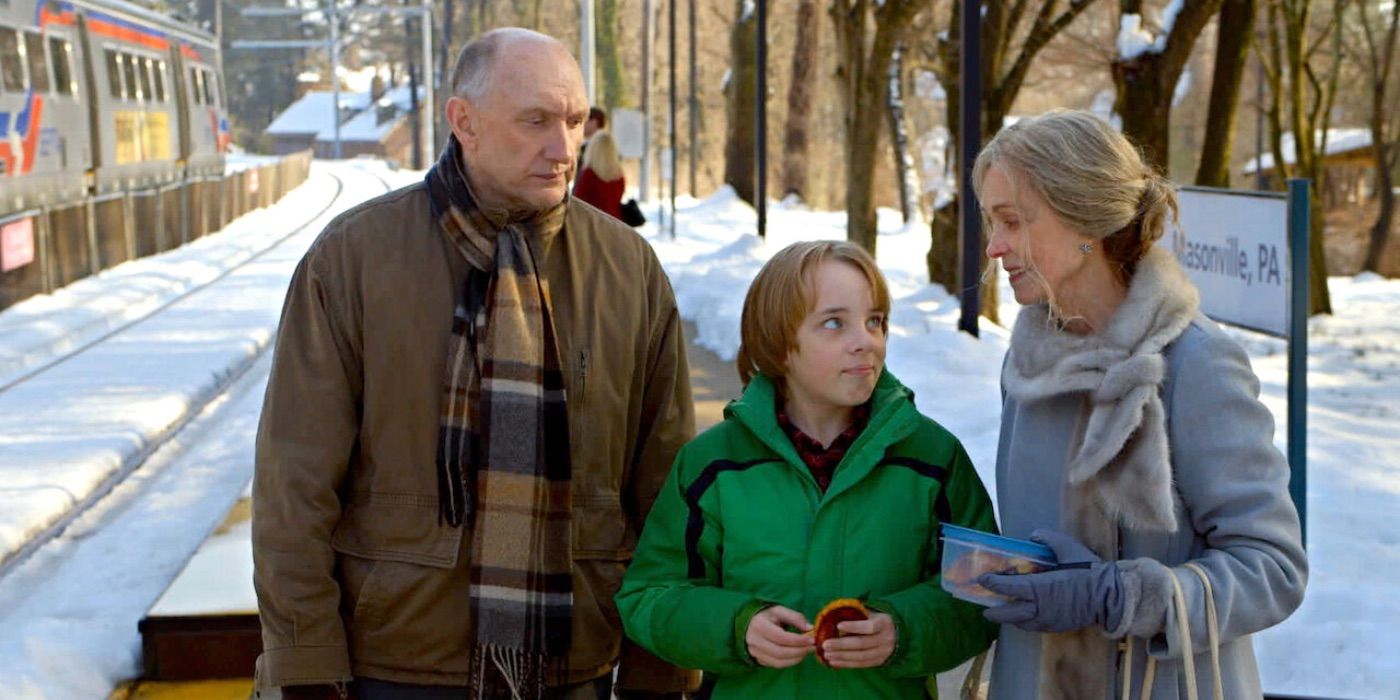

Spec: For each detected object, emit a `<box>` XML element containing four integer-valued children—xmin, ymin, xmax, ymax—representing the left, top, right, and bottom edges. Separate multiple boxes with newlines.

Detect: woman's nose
<box><xmin>986</xmin><ymin>231</ymin><xmax>1008</xmax><ymax>259</ymax></box>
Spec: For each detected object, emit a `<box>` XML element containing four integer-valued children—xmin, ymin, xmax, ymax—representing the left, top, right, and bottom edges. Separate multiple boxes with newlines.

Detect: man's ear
<box><xmin>445</xmin><ymin>96</ymin><xmax>477</xmax><ymax>150</ymax></box>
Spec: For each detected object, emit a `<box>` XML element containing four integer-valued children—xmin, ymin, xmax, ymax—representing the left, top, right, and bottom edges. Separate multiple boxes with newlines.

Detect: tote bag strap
<box><xmin>1131</xmin><ymin>564</ymin><xmax>1223</xmax><ymax>700</ymax></box>
<box><xmin>959</xmin><ymin>649</ymin><xmax>990</xmax><ymax>700</ymax></box>
<box><xmin>1183</xmin><ymin>562</ymin><xmax>1225</xmax><ymax>700</ymax></box>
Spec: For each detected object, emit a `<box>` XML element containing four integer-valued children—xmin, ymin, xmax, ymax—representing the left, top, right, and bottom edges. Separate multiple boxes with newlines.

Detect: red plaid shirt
<box><xmin>776</xmin><ymin>403</ymin><xmax>871</xmax><ymax>493</ymax></box>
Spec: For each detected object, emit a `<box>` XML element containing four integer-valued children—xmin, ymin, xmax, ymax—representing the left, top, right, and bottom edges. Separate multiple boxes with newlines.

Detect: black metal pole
<box><xmin>669</xmin><ymin>0</ymin><xmax>677</xmax><ymax>238</ymax></box>
<box><xmin>957</xmin><ymin>0</ymin><xmax>982</xmax><ymax>337</ymax></box>
<box><xmin>688</xmin><ymin>0</ymin><xmax>698</xmax><ymax>198</ymax></box>
<box><xmin>756</xmin><ymin>0</ymin><xmax>767</xmax><ymax>238</ymax></box>
<box><xmin>1287</xmin><ymin>178</ymin><xmax>1310</xmax><ymax>547</ymax></box>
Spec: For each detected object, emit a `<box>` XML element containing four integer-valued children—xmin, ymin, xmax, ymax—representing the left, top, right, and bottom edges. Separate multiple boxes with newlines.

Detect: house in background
<box><xmin>263</xmin><ymin>83</ymin><xmax>425</xmax><ymax>165</ymax></box>
<box><xmin>263</xmin><ymin>91</ymin><xmax>369</xmax><ymax>155</ymax></box>
<box><xmin>1244</xmin><ymin>129</ymin><xmax>1384</xmax><ymax>208</ymax></box>
<box><xmin>314</xmin><ymin>85</ymin><xmax>425</xmax><ymax>166</ymax></box>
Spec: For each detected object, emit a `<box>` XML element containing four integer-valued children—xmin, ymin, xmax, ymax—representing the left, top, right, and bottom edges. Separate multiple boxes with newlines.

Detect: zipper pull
<box><xmin>578</xmin><ymin>348</ymin><xmax>589</xmax><ymax>390</ymax></box>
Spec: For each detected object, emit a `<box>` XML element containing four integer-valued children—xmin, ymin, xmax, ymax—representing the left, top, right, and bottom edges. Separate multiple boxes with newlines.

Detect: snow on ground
<box><xmin>0</xmin><ymin>167</ymin><xmax>1394</xmax><ymax>698</ymax></box>
<box><xmin>0</xmin><ymin>160</ymin><xmax>422</xmax><ymax>697</ymax></box>
<box><xmin>640</xmin><ymin>188</ymin><xmax>1399</xmax><ymax>700</ymax></box>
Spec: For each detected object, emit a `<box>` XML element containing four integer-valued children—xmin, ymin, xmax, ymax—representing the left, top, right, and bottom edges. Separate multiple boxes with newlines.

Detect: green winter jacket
<box><xmin>616</xmin><ymin>370</ymin><xmax>998</xmax><ymax>699</ymax></box>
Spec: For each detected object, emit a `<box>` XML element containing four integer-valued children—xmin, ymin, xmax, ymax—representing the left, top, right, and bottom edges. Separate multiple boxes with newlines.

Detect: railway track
<box><xmin>0</xmin><ymin>165</ymin><xmax>394</xmax><ymax>582</ymax></box>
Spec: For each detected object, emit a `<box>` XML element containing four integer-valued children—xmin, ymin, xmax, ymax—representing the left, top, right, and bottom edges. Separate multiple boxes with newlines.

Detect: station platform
<box><xmin>115</xmin><ymin>492</ymin><xmax>258</xmax><ymax>698</ymax></box>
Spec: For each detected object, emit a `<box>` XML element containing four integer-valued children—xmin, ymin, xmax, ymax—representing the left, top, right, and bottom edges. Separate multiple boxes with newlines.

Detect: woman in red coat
<box><xmin>573</xmin><ymin>129</ymin><xmax>626</xmax><ymax>220</ymax></box>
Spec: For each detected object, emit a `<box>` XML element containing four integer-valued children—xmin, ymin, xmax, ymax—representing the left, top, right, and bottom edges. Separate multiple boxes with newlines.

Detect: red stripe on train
<box><xmin>86</xmin><ymin>18</ymin><xmax>169</xmax><ymax>51</ymax></box>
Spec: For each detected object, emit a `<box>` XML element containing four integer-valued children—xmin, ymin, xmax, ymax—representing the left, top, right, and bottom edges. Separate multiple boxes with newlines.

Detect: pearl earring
<box><xmin>1079</xmin><ymin>242</ymin><xmax>1094</xmax><ymax>255</ymax></box>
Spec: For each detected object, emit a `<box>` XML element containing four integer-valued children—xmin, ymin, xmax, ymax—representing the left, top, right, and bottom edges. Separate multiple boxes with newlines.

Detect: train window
<box><xmin>201</xmin><ymin>67</ymin><xmax>213</xmax><ymax>106</ymax></box>
<box><xmin>0</xmin><ymin>28</ymin><xmax>24</xmax><ymax>92</ymax></box>
<box><xmin>105</xmin><ymin>50</ymin><xmax>122</xmax><ymax>99</ymax></box>
<box><xmin>24</xmin><ymin>33</ymin><xmax>49</xmax><ymax>93</ymax></box>
<box><xmin>138</xmin><ymin>57</ymin><xmax>153</xmax><ymax>103</ymax></box>
<box><xmin>49</xmin><ymin>37</ymin><xmax>72</xmax><ymax>96</ymax></box>
<box><xmin>188</xmin><ymin>66</ymin><xmax>202</xmax><ymax>105</ymax></box>
<box><xmin>153</xmin><ymin>60</ymin><xmax>166</xmax><ymax>102</ymax></box>
<box><xmin>122</xmin><ymin>52</ymin><xmax>138</xmax><ymax>100</ymax></box>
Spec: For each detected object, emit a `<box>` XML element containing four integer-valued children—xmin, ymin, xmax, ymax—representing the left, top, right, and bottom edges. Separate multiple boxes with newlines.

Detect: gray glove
<box><xmin>977</xmin><ymin>529</ymin><xmax>1127</xmax><ymax>634</ymax></box>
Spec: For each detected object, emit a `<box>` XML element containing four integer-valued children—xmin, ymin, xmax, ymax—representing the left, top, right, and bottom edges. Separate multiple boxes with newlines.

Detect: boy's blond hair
<box><xmin>737</xmin><ymin>240</ymin><xmax>891</xmax><ymax>388</ymax></box>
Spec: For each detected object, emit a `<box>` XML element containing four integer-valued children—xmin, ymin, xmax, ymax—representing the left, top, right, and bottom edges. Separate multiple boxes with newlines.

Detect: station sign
<box><xmin>1165</xmin><ymin>187</ymin><xmax>1291</xmax><ymax>338</ymax></box>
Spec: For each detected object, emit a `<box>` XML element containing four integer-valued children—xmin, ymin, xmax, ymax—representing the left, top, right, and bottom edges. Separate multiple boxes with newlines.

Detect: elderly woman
<box><xmin>973</xmin><ymin>110</ymin><xmax>1307</xmax><ymax>699</ymax></box>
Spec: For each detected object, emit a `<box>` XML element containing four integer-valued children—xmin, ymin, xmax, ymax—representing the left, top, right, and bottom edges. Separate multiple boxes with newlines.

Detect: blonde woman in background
<box><xmin>574</xmin><ymin>129</ymin><xmax>626</xmax><ymax>221</ymax></box>
<box><xmin>972</xmin><ymin>110</ymin><xmax>1306</xmax><ymax>698</ymax></box>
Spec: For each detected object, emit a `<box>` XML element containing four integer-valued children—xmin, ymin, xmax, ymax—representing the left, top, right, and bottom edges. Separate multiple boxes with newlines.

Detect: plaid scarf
<box><xmin>426</xmin><ymin>137</ymin><xmax>573</xmax><ymax>700</ymax></box>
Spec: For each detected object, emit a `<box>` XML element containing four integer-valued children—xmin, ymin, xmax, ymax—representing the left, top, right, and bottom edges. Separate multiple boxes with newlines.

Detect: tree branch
<box><xmin>1161</xmin><ymin>0</ymin><xmax>1227</xmax><ymax>78</ymax></box>
<box><xmin>1001</xmin><ymin>0</ymin><xmax>1097</xmax><ymax>100</ymax></box>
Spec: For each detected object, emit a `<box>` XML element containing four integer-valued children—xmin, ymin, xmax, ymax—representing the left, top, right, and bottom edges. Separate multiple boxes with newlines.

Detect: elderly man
<box><xmin>252</xmin><ymin>28</ymin><xmax>697</xmax><ymax>700</ymax></box>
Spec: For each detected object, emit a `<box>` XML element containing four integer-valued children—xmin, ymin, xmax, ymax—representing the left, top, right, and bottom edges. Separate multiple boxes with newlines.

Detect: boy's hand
<box><xmin>745</xmin><ymin>605</ymin><xmax>814</xmax><ymax>668</ymax></box>
<box><xmin>820</xmin><ymin>612</ymin><xmax>897</xmax><ymax>668</ymax></box>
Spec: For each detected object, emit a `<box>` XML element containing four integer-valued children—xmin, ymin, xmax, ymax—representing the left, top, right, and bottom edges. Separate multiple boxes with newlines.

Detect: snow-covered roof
<box><xmin>313</xmin><ymin>86</ymin><xmax>425</xmax><ymax>142</ymax></box>
<box><xmin>1243</xmin><ymin>128</ymin><xmax>1374</xmax><ymax>174</ymax></box>
<box><xmin>264</xmin><ymin>90</ymin><xmax>371</xmax><ymax>136</ymax></box>
<box><xmin>380</xmin><ymin>84</ymin><xmax>425</xmax><ymax>111</ymax></box>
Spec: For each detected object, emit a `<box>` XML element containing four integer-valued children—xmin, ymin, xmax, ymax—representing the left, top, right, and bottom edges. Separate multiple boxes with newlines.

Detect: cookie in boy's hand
<box><xmin>810</xmin><ymin>598</ymin><xmax>869</xmax><ymax>666</ymax></box>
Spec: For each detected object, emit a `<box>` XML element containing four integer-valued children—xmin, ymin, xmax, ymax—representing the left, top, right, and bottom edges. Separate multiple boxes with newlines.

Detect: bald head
<box><xmin>443</xmin><ymin>28</ymin><xmax>589</xmax><ymax>215</ymax></box>
<box><xmin>450</xmin><ymin>28</ymin><xmax>581</xmax><ymax>103</ymax></box>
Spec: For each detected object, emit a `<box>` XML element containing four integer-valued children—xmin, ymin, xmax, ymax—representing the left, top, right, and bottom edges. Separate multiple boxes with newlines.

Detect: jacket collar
<box><xmin>726</xmin><ymin>370</ymin><xmax>920</xmax><ymax>498</ymax></box>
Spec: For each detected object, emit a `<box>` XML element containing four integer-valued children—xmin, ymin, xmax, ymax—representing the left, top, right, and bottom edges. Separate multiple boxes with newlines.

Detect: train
<box><xmin>1</xmin><ymin>0</ymin><xmax>230</xmax><ymax>217</ymax></box>
<box><xmin>0</xmin><ymin>0</ymin><xmax>316</xmax><ymax>314</ymax></box>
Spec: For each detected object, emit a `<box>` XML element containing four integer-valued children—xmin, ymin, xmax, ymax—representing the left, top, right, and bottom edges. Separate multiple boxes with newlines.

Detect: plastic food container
<box><xmin>939</xmin><ymin>524</ymin><xmax>1057</xmax><ymax>607</ymax></box>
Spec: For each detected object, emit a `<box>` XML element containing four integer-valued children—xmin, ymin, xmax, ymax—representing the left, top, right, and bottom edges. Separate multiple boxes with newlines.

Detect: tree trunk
<box><xmin>925</xmin><ymin>0</ymin><xmax>1099</xmax><ymax>324</ymax></box>
<box><xmin>437</xmin><ymin>0</ymin><xmax>454</xmax><ymax>154</ymax></box>
<box><xmin>403</xmin><ymin>5</ymin><xmax>422</xmax><ymax>170</ymax></box>
<box><xmin>1363</xmin><ymin>146</ymin><xmax>1393</xmax><ymax>272</ymax></box>
<box><xmin>845</xmin><ymin>94</ymin><xmax>884</xmax><ymax>252</ymax></box>
<box><xmin>887</xmin><ymin>44</ymin><xmax>917</xmax><ymax>223</ymax></box>
<box><xmin>598</xmin><ymin>0</ymin><xmax>628</xmax><ymax>109</ymax></box>
<box><xmin>1195</xmin><ymin>0</ymin><xmax>1254</xmax><ymax>187</ymax></box>
<box><xmin>1361</xmin><ymin>0</ymin><xmax>1400</xmax><ymax>273</ymax></box>
<box><xmin>780</xmin><ymin>0</ymin><xmax>818</xmax><ymax>201</ymax></box>
<box><xmin>928</xmin><ymin>201</ymin><xmax>960</xmax><ymax>290</ymax></box>
<box><xmin>1113</xmin><ymin>0</ymin><xmax>1224</xmax><ymax>171</ymax></box>
<box><xmin>724</xmin><ymin>0</ymin><xmax>758</xmax><ymax>206</ymax></box>
<box><xmin>928</xmin><ymin>1</ymin><xmax>962</xmax><ymax>293</ymax></box>
<box><xmin>830</xmin><ymin>0</ymin><xmax>921</xmax><ymax>254</ymax></box>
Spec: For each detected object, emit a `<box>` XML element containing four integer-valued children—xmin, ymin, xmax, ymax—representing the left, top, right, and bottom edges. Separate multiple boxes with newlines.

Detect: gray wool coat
<box><xmin>987</xmin><ymin>255</ymin><xmax>1307</xmax><ymax>699</ymax></box>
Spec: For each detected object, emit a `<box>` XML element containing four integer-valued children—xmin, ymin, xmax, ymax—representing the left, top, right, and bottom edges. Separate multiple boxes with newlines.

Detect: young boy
<box><xmin>616</xmin><ymin>241</ymin><xmax>998</xmax><ymax>698</ymax></box>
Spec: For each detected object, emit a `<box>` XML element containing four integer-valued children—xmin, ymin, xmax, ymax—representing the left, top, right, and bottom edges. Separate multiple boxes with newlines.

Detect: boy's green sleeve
<box><xmin>616</xmin><ymin>450</ymin><xmax>763</xmax><ymax>675</ymax></box>
<box><xmin>868</xmin><ymin>443</ymin><xmax>999</xmax><ymax>677</ymax></box>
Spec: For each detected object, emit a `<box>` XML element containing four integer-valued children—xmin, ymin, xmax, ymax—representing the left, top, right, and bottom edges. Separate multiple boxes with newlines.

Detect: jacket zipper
<box><xmin>577</xmin><ymin>348</ymin><xmax>589</xmax><ymax>395</ymax></box>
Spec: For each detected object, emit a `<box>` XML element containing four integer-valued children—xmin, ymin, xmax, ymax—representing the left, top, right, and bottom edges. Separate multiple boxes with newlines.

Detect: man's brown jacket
<box><xmin>252</xmin><ymin>182</ymin><xmax>696</xmax><ymax>692</ymax></box>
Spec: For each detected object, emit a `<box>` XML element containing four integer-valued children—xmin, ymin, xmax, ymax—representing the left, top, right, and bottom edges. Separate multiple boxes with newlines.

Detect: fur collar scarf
<box><xmin>1004</xmin><ymin>247</ymin><xmax>1200</xmax><ymax>700</ymax></box>
<box><xmin>1003</xmin><ymin>246</ymin><xmax>1199</xmax><ymax>537</ymax></box>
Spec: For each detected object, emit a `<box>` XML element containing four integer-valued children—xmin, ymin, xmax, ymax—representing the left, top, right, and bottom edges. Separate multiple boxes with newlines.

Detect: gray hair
<box><xmin>449</xmin><ymin>28</ymin><xmax>561</xmax><ymax>101</ymax></box>
<box><xmin>972</xmin><ymin>109</ymin><xmax>1177</xmax><ymax>282</ymax></box>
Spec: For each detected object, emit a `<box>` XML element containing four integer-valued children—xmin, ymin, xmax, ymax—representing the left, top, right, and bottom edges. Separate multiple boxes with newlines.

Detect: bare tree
<box><xmin>1260</xmin><ymin>0</ymin><xmax>1343</xmax><ymax>313</ymax></box>
<box><xmin>781</xmin><ymin>0</ymin><xmax>819</xmax><ymax>202</ymax></box>
<box><xmin>437</xmin><ymin>0</ymin><xmax>456</xmax><ymax>155</ymax></box>
<box><xmin>1196</xmin><ymin>0</ymin><xmax>1257</xmax><ymax>186</ymax></box>
<box><xmin>921</xmin><ymin>0</ymin><xmax>1102</xmax><ymax>323</ymax></box>
<box><xmin>598</xmin><ymin>0</ymin><xmax>629</xmax><ymax>109</ymax></box>
<box><xmin>724</xmin><ymin>0</ymin><xmax>759</xmax><ymax>206</ymax></box>
<box><xmin>830</xmin><ymin>0</ymin><xmax>925</xmax><ymax>253</ymax></box>
<box><xmin>887</xmin><ymin>43</ymin><xmax>918</xmax><ymax>223</ymax></box>
<box><xmin>1350</xmin><ymin>0</ymin><xmax>1400</xmax><ymax>272</ymax></box>
<box><xmin>1113</xmin><ymin>0</ymin><xmax>1226</xmax><ymax>170</ymax></box>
